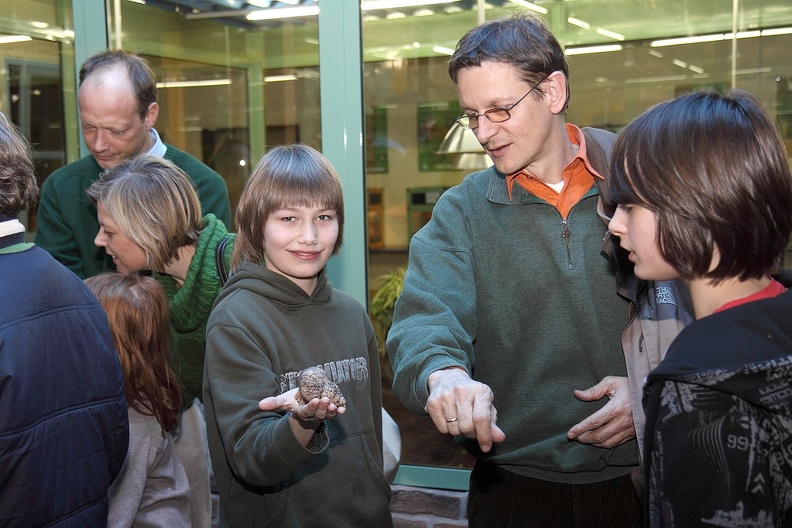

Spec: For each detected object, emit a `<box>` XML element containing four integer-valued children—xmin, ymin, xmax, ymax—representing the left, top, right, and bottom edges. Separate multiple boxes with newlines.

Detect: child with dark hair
<box><xmin>85</xmin><ymin>272</ymin><xmax>191</xmax><ymax>527</ymax></box>
<box><xmin>607</xmin><ymin>89</ymin><xmax>792</xmax><ymax>526</ymax></box>
<box><xmin>203</xmin><ymin>144</ymin><xmax>393</xmax><ymax>527</ymax></box>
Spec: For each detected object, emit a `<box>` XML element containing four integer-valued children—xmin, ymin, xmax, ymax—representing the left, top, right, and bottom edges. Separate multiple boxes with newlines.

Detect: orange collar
<box><xmin>506</xmin><ymin>124</ymin><xmax>602</xmax><ymax>218</ymax></box>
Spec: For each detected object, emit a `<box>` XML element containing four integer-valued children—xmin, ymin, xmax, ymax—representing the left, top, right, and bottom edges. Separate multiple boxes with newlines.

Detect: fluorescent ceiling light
<box><xmin>157</xmin><ymin>79</ymin><xmax>231</xmax><ymax>88</ymax></box>
<box><xmin>625</xmin><ymin>74</ymin><xmax>687</xmax><ymax>84</ymax></box>
<box><xmin>596</xmin><ymin>28</ymin><xmax>624</xmax><ymax>41</ymax></box>
<box><xmin>508</xmin><ymin>0</ymin><xmax>547</xmax><ymax>15</ymax></box>
<box><xmin>362</xmin><ymin>0</ymin><xmax>458</xmax><ymax>10</ymax></box>
<box><xmin>246</xmin><ymin>5</ymin><xmax>319</xmax><ymax>20</ymax></box>
<box><xmin>763</xmin><ymin>27</ymin><xmax>792</xmax><ymax>36</ymax></box>
<box><xmin>264</xmin><ymin>74</ymin><xmax>297</xmax><ymax>82</ymax></box>
<box><xmin>567</xmin><ymin>17</ymin><xmax>590</xmax><ymax>29</ymax></box>
<box><xmin>735</xmin><ymin>67</ymin><xmax>772</xmax><ymax>75</ymax></box>
<box><xmin>433</xmin><ymin>45</ymin><xmax>455</xmax><ymax>55</ymax></box>
<box><xmin>652</xmin><ymin>29</ymin><xmax>771</xmax><ymax>47</ymax></box>
<box><xmin>652</xmin><ymin>34</ymin><xmax>727</xmax><ymax>47</ymax></box>
<box><xmin>565</xmin><ymin>44</ymin><xmax>622</xmax><ymax>55</ymax></box>
<box><xmin>672</xmin><ymin>59</ymin><xmax>688</xmax><ymax>68</ymax></box>
<box><xmin>0</xmin><ymin>35</ymin><xmax>33</xmax><ymax>44</ymax></box>
<box><xmin>207</xmin><ymin>0</ymin><xmax>245</xmax><ymax>6</ymax></box>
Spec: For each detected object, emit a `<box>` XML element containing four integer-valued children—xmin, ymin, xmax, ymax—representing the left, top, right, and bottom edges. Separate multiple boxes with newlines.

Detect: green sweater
<box><xmin>35</xmin><ymin>145</ymin><xmax>232</xmax><ymax>279</ymax></box>
<box><xmin>159</xmin><ymin>214</ymin><xmax>234</xmax><ymax>406</ymax></box>
<box><xmin>387</xmin><ymin>139</ymin><xmax>638</xmax><ymax>484</ymax></box>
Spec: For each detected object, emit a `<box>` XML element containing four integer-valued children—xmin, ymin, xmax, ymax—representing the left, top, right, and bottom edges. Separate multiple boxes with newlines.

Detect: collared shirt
<box><xmin>145</xmin><ymin>128</ymin><xmax>168</xmax><ymax>158</ymax></box>
<box><xmin>506</xmin><ymin>123</ymin><xmax>602</xmax><ymax>218</ymax></box>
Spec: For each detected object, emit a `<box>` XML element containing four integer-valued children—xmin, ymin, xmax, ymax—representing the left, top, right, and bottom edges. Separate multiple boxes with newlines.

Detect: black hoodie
<box><xmin>642</xmin><ymin>288</ymin><xmax>792</xmax><ymax>527</ymax></box>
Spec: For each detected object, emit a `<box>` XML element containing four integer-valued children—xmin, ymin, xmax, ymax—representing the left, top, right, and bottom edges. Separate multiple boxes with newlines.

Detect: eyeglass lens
<box><xmin>461</xmin><ymin>109</ymin><xmax>511</xmax><ymax>129</ymax></box>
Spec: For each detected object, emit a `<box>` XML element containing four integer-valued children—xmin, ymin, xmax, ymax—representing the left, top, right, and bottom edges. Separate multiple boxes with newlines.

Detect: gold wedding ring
<box><xmin>446</xmin><ymin>417</ymin><xmax>458</xmax><ymax>423</ymax></box>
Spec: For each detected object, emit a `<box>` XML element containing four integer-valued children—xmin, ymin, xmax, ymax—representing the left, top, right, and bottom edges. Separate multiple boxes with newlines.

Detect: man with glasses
<box><xmin>388</xmin><ymin>13</ymin><xmax>653</xmax><ymax>527</ymax></box>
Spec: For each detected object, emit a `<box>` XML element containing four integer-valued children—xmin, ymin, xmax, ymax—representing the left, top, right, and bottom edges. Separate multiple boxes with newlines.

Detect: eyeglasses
<box><xmin>456</xmin><ymin>76</ymin><xmax>548</xmax><ymax>130</ymax></box>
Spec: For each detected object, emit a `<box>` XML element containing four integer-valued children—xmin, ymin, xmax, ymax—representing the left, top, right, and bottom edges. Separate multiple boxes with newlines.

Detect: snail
<box><xmin>295</xmin><ymin>366</ymin><xmax>347</xmax><ymax>407</ymax></box>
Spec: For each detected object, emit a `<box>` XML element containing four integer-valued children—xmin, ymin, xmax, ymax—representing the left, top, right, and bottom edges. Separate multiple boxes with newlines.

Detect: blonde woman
<box><xmin>87</xmin><ymin>155</ymin><xmax>234</xmax><ymax>527</ymax></box>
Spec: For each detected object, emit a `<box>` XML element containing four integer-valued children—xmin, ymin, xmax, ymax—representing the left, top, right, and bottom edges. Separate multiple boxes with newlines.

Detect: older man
<box><xmin>35</xmin><ymin>49</ymin><xmax>231</xmax><ymax>278</ymax></box>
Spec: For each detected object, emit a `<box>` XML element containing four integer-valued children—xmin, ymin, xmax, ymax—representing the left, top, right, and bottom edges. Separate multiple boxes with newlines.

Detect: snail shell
<box><xmin>295</xmin><ymin>366</ymin><xmax>347</xmax><ymax>407</ymax></box>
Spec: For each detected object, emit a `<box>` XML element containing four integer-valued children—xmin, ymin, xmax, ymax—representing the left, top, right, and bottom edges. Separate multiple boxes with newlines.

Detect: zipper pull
<box><xmin>561</xmin><ymin>219</ymin><xmax>572</xmax><ymax>268</ymax></box>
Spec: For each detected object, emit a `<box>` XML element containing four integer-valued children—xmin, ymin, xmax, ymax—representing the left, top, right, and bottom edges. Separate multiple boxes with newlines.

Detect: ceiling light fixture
<box><xmin>763</xmin><ymin>27</ymin><xmax>792</xmax><ymax>36</ymax></box>
<box><xmin>437</xmin><ymin>122</ymin><xmax>493</xmax><ymax>170</ymax></box>
<box><xmin>737</xmin><ymin>30</ymin><xmax>761</xmax><ymax>39</ymax></box>
<box><xmin>0</xmin><ymin>35</ymin><xmax>33</xmax><ymax>44</ymax></box>
<box><xmin>206</xmin><ymin>0</ymin><xmax>245</xmax><ymax>7</ymax></box>
<box><xmin>264</xmin><ymin>74</ymin><xmax>297</xmax><ymax>82</ymax></box>
<box><xmin>433</xmin><ymin>45</ymin><xmax>455</xmax><ymax>55</ymax></box>
<box><xmin>157</xmin><ymin>79</ymin><xmax>232</xmax><ymax>88</ymax></box>
<box><xmin>246</xmin><ymin>5</ymin><xmax>319</xmax><ymax>20</ymax></box>
<box><xmin>565</xmin><ymin>44</ymin><xmax>622</xmax><ymax>55</ymax></box>
<box><xmin>596</xmin><ymin>28</ymin><xmax>624</xmax><ymax>41</ymax></box>
<box><xmin>652</xmin><ymin>34</ymin><xmax>726</xmax><ymax>46</ymax></box>
<box><xmin>567</xmin><ymin>17</ymin><xmax>590</xmax><ymax>29</ymax></box>
<box><xmin>625</xmin><ymin>75</ymin><xmax>687</xmax><ymax>84</ymax></box>
<box><xmin>508</xmin><ymin>0</ymin><xmax>547</xmax><ymax>15</ymax></box>
<box><xmin>361</xmin><ymin>0</ymin><xmax>458</xmax><ymax>10</ymax></box>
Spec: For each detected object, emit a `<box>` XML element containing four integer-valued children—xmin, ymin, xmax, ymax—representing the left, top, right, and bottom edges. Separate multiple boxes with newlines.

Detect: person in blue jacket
<box><xmin>0</xmin><ymin>110</ymin><xmax>129</xmax><ymax>526</ymax></box>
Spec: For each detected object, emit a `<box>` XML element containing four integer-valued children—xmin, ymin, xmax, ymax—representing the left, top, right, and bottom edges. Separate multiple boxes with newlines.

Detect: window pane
<box><xmin>0</xmin><ymin>0</ymin><xmax>73</xmax><ymax>238</ymax></box>
<box><xmin>109</xmin><ymin>0</ymin><xmax>321</xmax><ymax>227</ymax></box>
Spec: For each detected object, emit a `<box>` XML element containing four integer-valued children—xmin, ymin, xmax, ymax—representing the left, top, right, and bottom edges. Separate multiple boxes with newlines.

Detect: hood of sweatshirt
<box><xmin>647</xmin><ymin>289</ymin><xmax>792</xmax><ymax>418</ymax></box>
<box><xmin>216</xmin><ymin>260</ymin><xmax>332</xmax><ymax>309</ymax></box>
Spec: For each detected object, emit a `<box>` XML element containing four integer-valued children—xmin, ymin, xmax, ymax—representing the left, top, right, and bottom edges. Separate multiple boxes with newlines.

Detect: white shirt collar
<box><xmin>145</xmin><ymin>128</ymin><xmax>167</xmax><ymax>158</ymax></box>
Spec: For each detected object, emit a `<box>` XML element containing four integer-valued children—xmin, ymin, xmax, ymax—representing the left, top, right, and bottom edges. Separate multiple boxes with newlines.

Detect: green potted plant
<box><xmin>369</xmin><ymin>267</ymin><xmax>405</xmax><ymax>383</ymax></box>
